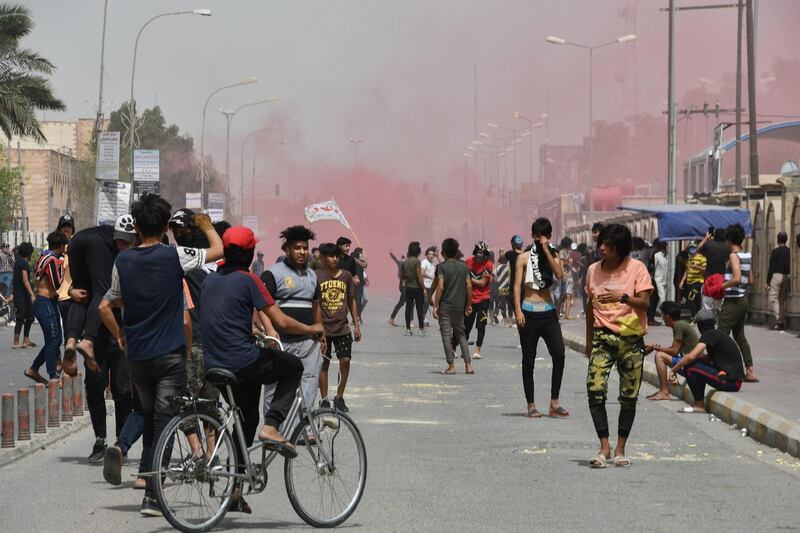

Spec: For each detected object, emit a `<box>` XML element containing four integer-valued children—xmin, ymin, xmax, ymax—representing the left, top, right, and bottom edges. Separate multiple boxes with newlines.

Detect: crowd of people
<box><xmin>0</xmin><ymin>198</ymin><xmax>793</xmax><ymax>512</ymax></box>
<box><xmin>1</xmin><ymin>194</ymin><xmax>367</xmax><ymax>517</ymax></box>
<box><xmin>389</xmin><ymin>216</ymin><xmax>791</xmax><ymax>467</ymax></box>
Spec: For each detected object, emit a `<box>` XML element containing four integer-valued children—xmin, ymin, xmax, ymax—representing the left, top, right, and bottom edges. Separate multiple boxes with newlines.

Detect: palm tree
<box><xmin>0</xmin><ymin>4</ymin><xmax>65</xmax><ymax>143</ymax></box>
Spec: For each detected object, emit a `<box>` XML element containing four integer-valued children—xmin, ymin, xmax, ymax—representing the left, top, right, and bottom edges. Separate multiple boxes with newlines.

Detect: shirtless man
<box><xmin>513</xmin><ymin>218</ymin><xmax>569</xmax><ymax>419</ymax></box>
<box><xmin>26</xmin><ymin>231</ymin><xmax>69</xmax><ymax>383</ymax></box>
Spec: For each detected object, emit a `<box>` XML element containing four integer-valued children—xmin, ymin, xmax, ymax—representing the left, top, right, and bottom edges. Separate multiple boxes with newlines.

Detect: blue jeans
<box><xmin>32</xmin><ymin>297</ymin><xmax>62</xmax><ymax>378</ymax></box>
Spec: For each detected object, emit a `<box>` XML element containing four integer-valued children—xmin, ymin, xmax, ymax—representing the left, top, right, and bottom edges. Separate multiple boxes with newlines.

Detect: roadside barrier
<box><xmin>72</xmin><ymin>373</ymin><xmax>83</xmax><ymax>417</ymax></box>
<box><xmin>61</xmin><ymin>375</ymin><xmax>73</xmax><ymax>422</ymax></box>
<box><xmin>47</xmin><ymin>380</ymin><xmax>59</xmax><ymax>428</ymax></box>
<box><xmin>33</xmin><ymin>384</ymin><xmax>46</xmax><ymax>434</ymax></box>
<box><xmin>1</xmin><ymin>393</ymin><xmax>14</xmax><ymax>448</ymax></box>
<box><xmin>16</xmin><ymin>389</ymin><xmax>30</xmax><ymax>441</ymax></box>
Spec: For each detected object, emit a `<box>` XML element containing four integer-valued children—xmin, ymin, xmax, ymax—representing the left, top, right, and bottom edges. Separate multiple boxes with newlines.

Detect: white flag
<box><xmin>304</xmin><ymin>199</ymin><xmax>351</xmax><ymax>229</ymax></box>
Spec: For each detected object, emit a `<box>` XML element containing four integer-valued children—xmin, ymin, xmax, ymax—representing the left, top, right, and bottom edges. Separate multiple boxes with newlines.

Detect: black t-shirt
<box><xmin>12</xmin><ymin>254</ymin><xmax>30</xmax><ymax>300</ymax></box>
<box><xmin>504</xmin><ymin>250</ymin><xmax>519</xmax><ymax>293</ymax></box>
<box><xmin>702</xmin><ymin>240</ymin><xmax>729</xmax><ymax>276</ymax></box>
<box><xmin>338</xmin><ymin>254</ymin><xmax>357</xmax><ymax>277</ymax></box>
<box><xmin>700</xmin><ymin>329</ymin><xmax>745</xmax><ymax>379</ymax></box>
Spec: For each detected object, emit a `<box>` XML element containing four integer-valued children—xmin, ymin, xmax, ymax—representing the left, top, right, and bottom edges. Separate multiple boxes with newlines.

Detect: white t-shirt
<box><xmin>420</xmin><ymin>259</ymin><xmax>437</xmax><ymax>289</ymax></box>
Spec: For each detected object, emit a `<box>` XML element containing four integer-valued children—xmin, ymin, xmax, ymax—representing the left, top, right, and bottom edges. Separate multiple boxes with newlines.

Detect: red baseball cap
<box><xmin>222</xmin><ymin>225</ymin><xmax>259</xmax><ymax>249</ymax></box>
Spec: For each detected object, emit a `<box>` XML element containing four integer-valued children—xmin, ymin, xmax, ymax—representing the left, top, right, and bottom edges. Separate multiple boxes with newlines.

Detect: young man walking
<box><xmin>465</xmin><ymin>241</ymin><xmax>493</xmax><ymax>359</ymax></box>
<box><xmin>11</xmin><ymin>242</ymin><xmax>35</xmax><ymax>348</ymax></box>
<box><xmin>432</xmin><ymin>238</ymin><xmax>473</xmax><ymax>375</ymax></box>
<box><xmin>261</xmin><ymin>225</ymin><xmax>325</xmax><ymax>414</ymax></box>
<box><xmin>513</xmin><ymin>218</ymin><xmax>568</xmax><ymax>418</ymax></box>
<box><xmin>317</xmin><ymin>243</ymin><xmax>361</xmax><ymax>412</ymax></box>
<box><xmin>645</xmin><ymin>300</ymin><xmax>699</xmax><ymax>400</ymax></box>
<box><xmin>584</xmin><ymin>224</ymin><xmax>653</xmax><ymax>468</ymax></box>
<box><xmin>99</xmin><ymin>194</ymin><xmax>223</xmax><ymax>516</ymax></box>
<box><xmin>766</xmin><ymin>231</ymin><xmax>790</xmax><ymax>330</ymax></box>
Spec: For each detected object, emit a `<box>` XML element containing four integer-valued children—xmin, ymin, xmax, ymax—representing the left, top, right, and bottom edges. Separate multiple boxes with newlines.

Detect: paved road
<box><xmin>2</xmin><ymin>298</ymin><xmax>800</xmax><ymax>532</ymax></box>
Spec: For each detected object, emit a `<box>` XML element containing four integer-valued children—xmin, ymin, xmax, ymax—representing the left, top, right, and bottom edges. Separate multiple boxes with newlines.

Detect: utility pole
<box><xmin>745</xmin><ymin>0</ymin><xmax>759</xmax><ymax>186</ymax></box>
<box><xmin>473</xmin><ymin>64</ymin><xmax>478</xmax><ymax>141</ymax></box>
<box><xmin>667</xmin><ymin>0</ymin><xmax>676</xmax><ymax>205</ymax></box>
<box><xmin>735</xmin><ymin>0</ymin><xmax>743</xmax><ymax>192</ymax></box>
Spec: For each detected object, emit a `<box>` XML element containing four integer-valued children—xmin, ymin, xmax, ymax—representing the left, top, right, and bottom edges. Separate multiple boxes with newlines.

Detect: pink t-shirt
<box><xmin>585</xmin><ymin>257</ymin><xmax>654</xmax><ymax>335</ymax></box>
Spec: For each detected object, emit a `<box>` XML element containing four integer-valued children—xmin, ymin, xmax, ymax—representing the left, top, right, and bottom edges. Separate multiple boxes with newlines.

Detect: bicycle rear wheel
<box><xmin>285</xmin><ymin>408</ymin><xmax>367</xmax><ymax>527</ymax></box>
<box><xmin>153</xmin><ymin>412</ymin><xmax>237</xmax><ymax>532</ymax></box>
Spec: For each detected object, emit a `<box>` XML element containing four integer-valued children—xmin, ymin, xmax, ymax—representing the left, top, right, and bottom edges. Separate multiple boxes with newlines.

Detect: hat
<box><xmin>58</xmin><ymin>214</ymin><xmax>75</xmax><ymax>229</ymax></box>
<box><xmin>511</xmin><ymin>235</ymin><xmax>524</xmax><ymax>248</ymax></box>
<box><xmin>695</xmin><ymin>309</ymin><xmax>716</xmax><ymax>325</ymax></box>
<box><xmin>169</xmin><ymin>208</ymin><xmax>195</xmax><ymax>228</ymax></box>
<box><xmin>570</xmin><ymin>243</ymin><xmax>578</xmax><ymax>251</ymax></box>
<box><xmin>223</xmin><ymin>226</ymin><xmax>258</xmax><ymax>249</ymax></box>
<box><xmin>113</xmin><ymin>214</ymin><xmax>137</xmax><ymax>242</ymax></box>
<box><xmin>474</xmin><ymin>240</ymin><xmax>489</xmax><ymax>254</ymax></box>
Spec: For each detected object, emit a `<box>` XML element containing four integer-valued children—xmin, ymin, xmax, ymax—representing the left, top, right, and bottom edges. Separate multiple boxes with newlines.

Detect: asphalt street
<box><xmin>1</xmin><ymin>297</ymin><xmax>800</xmax><ymax>532</ymax></box>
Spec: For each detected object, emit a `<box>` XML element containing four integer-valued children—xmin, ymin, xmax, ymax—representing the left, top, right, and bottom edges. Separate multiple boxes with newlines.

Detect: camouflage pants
<box><xmin>586</xmin><ymin>328</ymin><xmax>644</xmax><ymax>439</ymax></box>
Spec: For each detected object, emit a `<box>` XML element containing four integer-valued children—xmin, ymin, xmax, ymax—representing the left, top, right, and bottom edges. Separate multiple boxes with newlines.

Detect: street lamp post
<box><xmin>512</xmin><ymin>112</ymin><xmax>545</xmax><ymax>185</ymax></box>
<box><xmin>126</xmin><ymin>9</ymin><xmax>211</xmax><ymax>165</ymax></box>
<box><xmin>349</xmin><ymin>138</ymin><xmax>363</xmax><ymax>169</ymax></box>
<box><xmin>199</xmin><ymin>77</ymin><xmax>257</xmax><ymax>209</ymax></box>
<box><xmin>546</xmin><ymin>33</ymin><xmax>636</xmax><ymax>221</ymax></box>
<box><xmin>240</xmin><ymin>126</ymin><xmax>281</xmax><ymax>217</ymax></box>
<box><xmin>218</xmin><ymin>98</ymin><xmax>278</xmax><ymax>215</ymax></box>
<box><xmin>251</xmin><ymin>141</ymin><xmax>286</xmax><ymax>215</ymax></box>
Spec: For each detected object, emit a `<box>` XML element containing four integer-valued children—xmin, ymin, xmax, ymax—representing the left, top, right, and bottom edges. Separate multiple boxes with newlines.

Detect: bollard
<box><xmin>47</xmin><ymin>379</ymin><xmax>60</xmax><ymax>428</ymax></box>
<box><xmin>33</xmin><ymin>384</ymin><xmax>46</xmax><ymax>434</ymax></box>
<box><xmin>61</xmin><ymin>375</ymin><xmax>73</xmax><ymax>422</ymax></box>
<box><xmin>1</xmin><ymin>393</ymin><xmax>14</xmax><ymax>448</ymax></box>
<box><xmin>72</xmin><ymin>373</ymin><xmax>82</xmax><ymax>417</ymax></box>
<box><xmin>16</xmin><ymin>389</ymin><xmax>30</xmax><ymax>441</ymax></box>
<box><xmin>72</xmin><ymin>373</ymin><xmax>83</xmax><ymax>416</ymax></box>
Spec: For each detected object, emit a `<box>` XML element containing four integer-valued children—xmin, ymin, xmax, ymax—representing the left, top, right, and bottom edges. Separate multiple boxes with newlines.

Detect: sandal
<box><xmin>589</xmin><ymin>453</ymin><xmax>611</xmax><ymax>469</ymax></box>
<box><xmin>613</xmin><ymin>455</ymin><xmax>631</xmax><ymax>467</ymax></box>
<box><xmin>24</xmin><ymin>368</ymin><xmax>48</xmax><ymax>385</ymax></box>
<box><xmin>259</xmin><ymin>438</ymin><xmax>298</xmax><ymax>459</ymax></box>
<box><xmin>678</xmin><ymin>406</ymin><xmax>706</xmax><ymax>414</ymax></box>
<box><xmin>526</xmin><ymin>407</ymin><xmax>543</xmax><ymax>418</ymax></box>
<box><xmin>549</xmin><ymin>406</ymin><xmax>570</xmax><ymax>419</ymax></box>
<box><xmin>76</xmin><ymin>346</ymin><xmax>101</xmax><ymax>374</ymax></box>
<box><xmin>442</xmin><ymin>367</ymin><xmax>456</xmax><ymax>375</ymax></box>
<box><xmin>22</xmin><ymin>342</ymin><xmax>37</xmax><ymax>348</ymax></box>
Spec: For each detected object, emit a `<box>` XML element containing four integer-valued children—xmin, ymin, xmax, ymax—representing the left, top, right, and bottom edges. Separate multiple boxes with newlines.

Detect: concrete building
<box><xmin>10</xmin><ymin>145</ymin><xmax>77</xmax><ymax>233</ymax></box>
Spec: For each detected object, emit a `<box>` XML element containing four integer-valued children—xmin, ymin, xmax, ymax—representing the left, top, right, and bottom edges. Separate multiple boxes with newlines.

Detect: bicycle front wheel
<box><xmin>153</xmin><ymin>412</ymin><xmax>237</xmax><ymax>532</ymax></box>
<box><xmin>285</xmin><ymin>408</ymin><xmax>367</xmax><ymax>528</ymax></box>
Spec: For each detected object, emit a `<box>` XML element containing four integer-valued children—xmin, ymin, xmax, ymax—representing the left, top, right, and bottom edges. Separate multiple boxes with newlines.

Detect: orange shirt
<box><xmin>585</xmin><ymin>257</ymin><xmax>653</xmax><ymax>335</ymax></box>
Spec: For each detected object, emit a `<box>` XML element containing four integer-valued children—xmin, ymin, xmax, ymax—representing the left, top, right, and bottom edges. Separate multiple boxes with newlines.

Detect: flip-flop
<box><xmin>76</xmin><ymin>346</ymin><xmax>101</xmax><ymax>374</ymax></box>
<box><xmin>442</xmin><ymin>368</ymin><xmax>456</xmax><ymax>375</ymax></box>
<box><xmin>613</xmin><ymin>455</ymin><xmax>631</xmax><ymax>467</ymax></box>
<box><xmin>589</xmin><ymin>453</ymin><xmax>611</xmax><ymax>469</ymax></box>
<box><xmin>12</xmin><ymin>345</ymin><xmax>22</xmax><ymax>350</ymax></box>
<box><xmin>465</xmin><ymin>368</ymin><xmax>475</xmax><ymax>375</ymax></box>
<box><xmin>23</xmin><ymin>342</ymin><xmax>37</xmax><ymax>348</ymax></box>
<box><xmin>259</xmin><ymin>438</ymin><xmax>298</xmax><ymax>459</ymax></box>
<box><xmin>24</xmin><ymin>369</ymin><xmax>48</xmax><ymax>385</ymax></box>
<box><xmin>678</xmin><ymin>406</ymin><xmax>706</xmax><ymax>414</ymax></box>
<box><xmin>472</xmin><ymin>354</ymin><xmax>482</xmax><ymax>359</ymax></box>
<box><xmin>743</xmin><ymin>378</ymin><xmax>760</xmax><ymax>383</ymax></box>
<box><xmin>549</xmin><ymin>406</ymin><xmax>570</xmax><ymax>419</ymax></box>
<box><xmin>526</xmin><ymin>407</ymin><xmax>543</xmax><ymax>418</ymax></box>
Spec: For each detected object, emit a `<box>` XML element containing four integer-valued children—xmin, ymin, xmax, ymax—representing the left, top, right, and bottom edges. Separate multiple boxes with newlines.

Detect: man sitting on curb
<box><xmin>644</xmin><ymin>300</ymin><xmax>699</xmax><ymax>401</ymax></box>
<box><xmin>669</xmin><ymin>309</ymin><xmax>745</xmax><ymax>413</ymax></box>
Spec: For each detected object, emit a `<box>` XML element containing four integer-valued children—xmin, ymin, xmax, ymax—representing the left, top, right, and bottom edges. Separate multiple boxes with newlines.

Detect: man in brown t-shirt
<box><xmin>316</xmin><ymin>242</ymin><xmax>361</xmax><ymax>412</ymax></box>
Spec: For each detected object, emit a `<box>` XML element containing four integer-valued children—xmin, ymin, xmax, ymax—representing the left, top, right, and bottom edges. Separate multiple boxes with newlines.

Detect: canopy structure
<box><xmin>618</xmin><ymin>204</ymin><xmax>753</xmax><ymax>242</ymax></box>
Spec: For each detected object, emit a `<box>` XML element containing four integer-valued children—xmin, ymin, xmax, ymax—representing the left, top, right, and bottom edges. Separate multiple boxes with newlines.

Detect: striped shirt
<box><xmin>33</xmin><ymin>251</ymin><xmax>64</xmax><ymax>290</ymax></box>
<box><xmin>496</xmin><ymin>263</ymin><xmax>511</xmax><ymax>296</ymax></box>
<box><xmin>724</xmin><ymin>251</ymin><xmax>751</xmax><ymax>298</ymax></box>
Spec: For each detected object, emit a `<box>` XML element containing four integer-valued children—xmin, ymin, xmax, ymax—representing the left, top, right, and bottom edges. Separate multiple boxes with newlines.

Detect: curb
<box><xmin>0</xmin><ymin>400</ymin><xmax>112</xmax><ymax>468</ymax></box>
<box><xmin>563</xmin><ymin>332</ymin><xmax>800</xmax><ymax>459</ymax></box>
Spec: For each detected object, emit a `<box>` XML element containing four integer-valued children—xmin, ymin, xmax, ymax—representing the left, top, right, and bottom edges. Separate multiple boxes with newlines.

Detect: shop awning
<box><xmin>618</xmin><ymin>204</ymin><xmax>753</xmax><ymax>242</ymax></box>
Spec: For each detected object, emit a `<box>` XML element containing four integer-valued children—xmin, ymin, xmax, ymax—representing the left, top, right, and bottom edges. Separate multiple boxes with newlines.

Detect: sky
<box><xmin>23</xmin><ymin>0</ymin><xmax>800</xmax><ymax>184</ymax></box>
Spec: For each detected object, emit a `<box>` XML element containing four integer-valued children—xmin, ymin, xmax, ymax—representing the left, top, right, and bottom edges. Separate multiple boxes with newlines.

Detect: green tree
<box><xmin>0</xmin><ymin>148</ymin><xmax>19</xmax><ymax>232</ymax></box>
<box><xmin>0</xmin><ymin>4</ymin><xmax>65</xmax><ymax>142</ymax></box>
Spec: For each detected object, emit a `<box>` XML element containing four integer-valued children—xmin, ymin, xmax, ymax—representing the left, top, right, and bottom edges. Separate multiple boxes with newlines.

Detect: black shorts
<box><xmin>326</xmin><ymin>334</ymin><xmax>353</xmax><ymax>359</ymax></box>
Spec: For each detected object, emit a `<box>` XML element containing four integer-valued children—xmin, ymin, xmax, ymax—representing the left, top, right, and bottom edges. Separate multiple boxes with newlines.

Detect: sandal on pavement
<box><xmin>613</xmin><ymin>455</ymin><xmax>631</xmax><ymax>467</ymax></box>
<box><xmin>526</xmin><ymin>407</ymin><xmax>543</xmax><ymax>418</ymax></box>
<box><xmin>678</xmin><ymin>406</ymin><xmax>706</xmax><ymax>414</ymax></box>
<box><xmin>22</xmin><ymin>342</ymin><xmax>37</xmax><ymax>348</ymax></box>
<box><xmin>472</xmin><ymin>353</ymin><xmax>481</xmax><ymax>359</ymax></box>
<box><xmin>24</xmin><ymin>368</ymin><xmax>48</xmax><ymax>385</ymax></box>
<box><xmin>442</xmin><ymin>367</ymin><xmax>456</xmax><ymax>375</ymax></box>
<box><xmin>549</xmin><ymin>406</ymin><xmax>570</xmax><ymax>419</ymax></box>
<box><xmin>589</xmin><ymin>453</ymin><xmax>611</xmax><ymax>469</ymax></box>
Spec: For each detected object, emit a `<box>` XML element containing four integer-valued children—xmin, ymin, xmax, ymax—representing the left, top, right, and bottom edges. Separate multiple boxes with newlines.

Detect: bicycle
<box><xmin>149</xmin><ymin>337</ymin><xmax>367</xmax><ymax>532</ymax></box>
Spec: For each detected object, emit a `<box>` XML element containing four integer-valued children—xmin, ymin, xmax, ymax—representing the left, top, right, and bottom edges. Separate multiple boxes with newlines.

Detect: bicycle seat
<box><xmin>204</xmin><ymin>368</ymin><xmax>240</xmax><ymax>387</ymax></box>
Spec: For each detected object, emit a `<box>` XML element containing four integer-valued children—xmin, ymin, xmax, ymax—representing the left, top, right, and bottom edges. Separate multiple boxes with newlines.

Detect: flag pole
<box><xmin>332</xmin><ymin>197</ymin><xmax>364</xmax><ymax>250</ymax></box>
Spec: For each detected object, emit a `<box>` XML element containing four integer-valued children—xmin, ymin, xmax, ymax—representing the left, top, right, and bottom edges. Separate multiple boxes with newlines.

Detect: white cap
<box><xmin>113</xmin><ymin>214</ymin><xmax>136</xmax><ymax>242</ymax></box>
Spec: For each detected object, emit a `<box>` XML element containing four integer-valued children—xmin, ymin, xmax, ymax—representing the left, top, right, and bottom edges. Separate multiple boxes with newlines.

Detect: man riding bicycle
<box><xmin>200</xmin><ymin>225</ymin><xmax>324</xmax><ymax>458</ymax></box>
